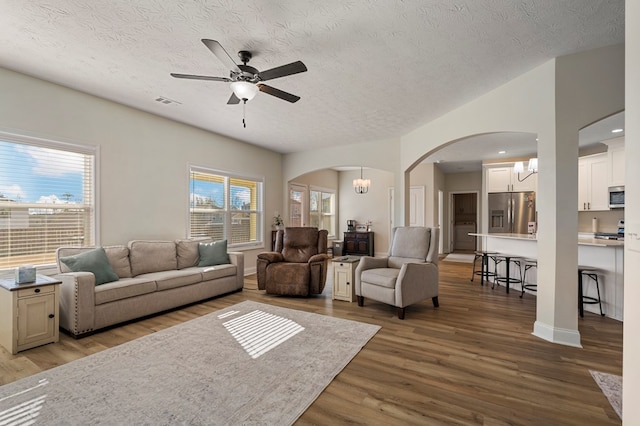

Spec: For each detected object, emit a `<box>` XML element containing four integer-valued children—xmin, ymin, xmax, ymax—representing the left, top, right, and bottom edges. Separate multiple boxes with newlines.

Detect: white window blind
<box><xmin>0</xmin><ymin>135</ymin><xmax>96</xmax><ymax>270</ymax></box>
<box><xmin>189</xmin><ymin>166</ymin><xmax>263</xmax><ymax>247</ymax></box>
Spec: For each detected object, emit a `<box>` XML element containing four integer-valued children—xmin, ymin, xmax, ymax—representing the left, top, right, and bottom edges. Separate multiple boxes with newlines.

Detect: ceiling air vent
<box><xmin>155</xmin><ymin>96</ymin><xmax>181</xmax><ymax>105</ymax></box>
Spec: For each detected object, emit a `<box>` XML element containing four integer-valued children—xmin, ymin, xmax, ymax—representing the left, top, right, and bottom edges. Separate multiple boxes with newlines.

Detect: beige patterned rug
<box><xmin>0</xmin><ymin>301</ymin><xmax>380</xmax><ymax>425</ymax></box>
<box><xmin>590</xmin><ymin>370</ymin><xmax>622</xmax><ymax>419</ymax></box>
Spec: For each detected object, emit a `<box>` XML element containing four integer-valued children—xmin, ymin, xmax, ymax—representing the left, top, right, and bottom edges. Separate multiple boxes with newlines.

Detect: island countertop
<box><xmin>469</xmin><ymin>232</ymin><xmax>624</xmax><ymax>321</ymax></box>
<box><xmin>469</xmin><ymin>233</ymin><xmax>624</xmax><ymax>248</ymax></box>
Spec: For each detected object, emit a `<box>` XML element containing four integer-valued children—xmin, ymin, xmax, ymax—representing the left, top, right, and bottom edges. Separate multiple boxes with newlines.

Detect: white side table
<box><xmin>332</xmin><ymin>256</ymin><xmax>360</xmax><ymax>302</ymax></box>
<box><xmin>0</xmin><ymin>274</ymin><xmax>61</xmax><ymax>354</ymax></box>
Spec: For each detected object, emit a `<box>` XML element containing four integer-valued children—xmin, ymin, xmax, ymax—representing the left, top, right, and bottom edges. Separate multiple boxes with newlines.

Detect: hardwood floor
<box><xmin>0</xmin><ymin>260</ymin><xmax>622</xmax><ymax>425</ymax></box>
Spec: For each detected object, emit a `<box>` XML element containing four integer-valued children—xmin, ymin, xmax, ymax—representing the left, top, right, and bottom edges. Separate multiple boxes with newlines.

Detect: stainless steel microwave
<box><xmin>609</xmin><ymin>185</ymin><xmax>625</xmax><ymax>209</ymax></box>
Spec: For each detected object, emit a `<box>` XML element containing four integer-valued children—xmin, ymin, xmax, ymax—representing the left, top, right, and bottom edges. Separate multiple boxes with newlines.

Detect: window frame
<box><xmin>308</xmin><ymin>185</ymin><xmax>336</xmax><ymax>238</ymax></box>
<box><xmin>188</xmin><ymin>164</ymin><xmax>264</xmax><ymax>250</ymax></box>
<box><xmin>0</xmin><ymin>129</ymin><xmax>99</xmax><ymax>274</ymax></box>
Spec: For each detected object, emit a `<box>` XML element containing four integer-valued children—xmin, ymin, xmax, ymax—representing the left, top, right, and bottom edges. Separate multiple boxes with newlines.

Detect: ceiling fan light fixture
<box><xmin>230</xmin><ymin>81</ymin><xmax>258</xmax><ymax>101</ymax></box>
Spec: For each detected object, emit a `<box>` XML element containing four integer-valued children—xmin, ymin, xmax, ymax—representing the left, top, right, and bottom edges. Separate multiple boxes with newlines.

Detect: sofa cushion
<box><xmin>198</xmin><ymin>240</ymin><xmax>230</xmax><ymax>267</ymax></box>
<box><xmin>104</xmin><ymin>245</ymin><xmax>132</xmax><ymax>278</ymax></box>
<box><xmin>138</xmin><ymin>270</ymin><xmax>202</xmax><ymax>291</ymax></box>
<box><xmin>129</xmin><ymin>240</ymin><xmax>177</xmax><ymax>277</ymax></box>
<box><xmin>198</xmin><ymin>264</ymin><xmax>237</xmax><ymax>281</ymax></box>
<box><xmin>60</xmin><ymin>247</ymin><xmax>120</xmax><ymax>286</ymax></box>
<box><xmin>94</xmin><ymin>277</ymin><xmax>157</xmax><ymax>305</ymax></box>
<box><xmin>176</xmin><ymin>237</ymin><xmax>213</xmax><ymax>269</ymax></box>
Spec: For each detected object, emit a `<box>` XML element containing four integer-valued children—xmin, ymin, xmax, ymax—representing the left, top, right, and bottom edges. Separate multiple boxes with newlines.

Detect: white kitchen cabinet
<box><xmin>604</xmin><ymin>138</ymin><xmax>625</xmax><ymax>187</ymax></box>
<box><xmin>486</xmin><ymin>166</ymin><xmax>537</xmax><ymax>193</ymax></box>
<box><xmin>578</xmin><ymin>153</ymin><xmax>609</xmax><ymax>211</ymax></box>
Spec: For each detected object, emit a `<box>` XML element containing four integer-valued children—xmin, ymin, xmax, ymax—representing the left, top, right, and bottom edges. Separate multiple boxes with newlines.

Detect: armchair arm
<box><xmin>257</xmin><ymin>252</ymin><xmax>284</xmax><ymax>263</ymax></box>
<box><xmin>395</xmin><ymin>262</ymin><xmax>439</xmax><ymax>307</ymax></box>
<box><xmin>55</xmin><ymin>271</ymin><xmax>96</xmax><ymax>336</ymax></box>
<box><xmin>308</xmin><ymin>253</ymin><xmax>328</xmax><ymax>264</ymax></box>
<box><xmin>256</xmin><ymin>252</ymin><xmax>284</xmax><ymax>290</ymax></box>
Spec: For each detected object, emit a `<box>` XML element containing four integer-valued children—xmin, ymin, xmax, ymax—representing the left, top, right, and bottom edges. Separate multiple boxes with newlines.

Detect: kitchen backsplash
<box><xmin>578</xmin><ymin>210</ymin><xmax>624</xmax><ymax>233</ymax></box>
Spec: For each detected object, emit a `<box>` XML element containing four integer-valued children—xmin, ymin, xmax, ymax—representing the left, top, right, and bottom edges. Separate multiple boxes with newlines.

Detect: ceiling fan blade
<box><xmin>257</xmin><ymin>84</ymin><xmax>300</xmax><ymax>103</ymax></box>
<box><xmin>201</xmin><ymin>39</ymin><xmax>241</xmax><ymax>73</ymax></box>
<box><xmin>170</xmin><ymin>73</ymin><xmax>230</xmax><ymax>82</ymax></box>
<box><xmin>227</xmin><ymin>92</ymin><xmax>241</xmax><ymax>104</ymax></box>
<box><xmin>258</xmin><ymin>61</ymin><xmax>307</xmax><ymax>82</ymax></box>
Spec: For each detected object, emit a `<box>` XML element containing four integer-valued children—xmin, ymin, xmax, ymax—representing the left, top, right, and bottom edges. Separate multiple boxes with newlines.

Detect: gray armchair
<box><xmin>257</xmin><ymin>227</ymin><xmax>329</xmax><ymax>296</ymax></box>
<box><xmin>355</xmin><ymin>226</ymin><xmax>439</xmax><ymax>319</ymax></box>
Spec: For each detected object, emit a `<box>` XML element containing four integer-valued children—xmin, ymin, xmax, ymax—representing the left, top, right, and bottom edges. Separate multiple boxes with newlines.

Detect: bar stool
<box><xmin>470</xmin><ymin>251</ymin><xmax>498</xmax><ymax>285</ymax></box>
<box><xmin>492</xmin><ymin>254</ymin><xmax>523</xmax><ymax>294</ymax></box>
<box><xmin>578</xmin><ymin>266</ymin><xmax>604</xmax><ymax>317</ymax></box>
<box><xmin>519</xmin><ymin>258</ymin><xmax>538</xmax><ymax>298</ymax></box>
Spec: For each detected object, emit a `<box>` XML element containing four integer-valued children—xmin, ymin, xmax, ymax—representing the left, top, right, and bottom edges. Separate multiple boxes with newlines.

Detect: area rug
<box><xmin>590</xmin><ymin>370</ymin><xmax>622</xmax><ymax>419</ymax></box>
<box><xmin>443</xmin><ymin>253</ymin><xmax>475</xmax><ymax>263</ymax></box>
<box><xmin>0</xmin><ymin>301</ymin><xmax>380</xmax><ymax>425</ymax></box>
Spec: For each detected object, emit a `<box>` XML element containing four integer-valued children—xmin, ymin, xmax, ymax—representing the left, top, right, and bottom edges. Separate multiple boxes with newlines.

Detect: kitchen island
<box><xmin>470</xmin><ymin>233</ymin><xmax>624</xmax><ymax>321</ymax></box>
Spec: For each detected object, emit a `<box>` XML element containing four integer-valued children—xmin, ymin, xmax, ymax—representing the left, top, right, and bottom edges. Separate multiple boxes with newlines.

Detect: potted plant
<box><xmin>273</xmin><ymin>213</ymin><xmax>284</xmax><ymax>230</ymax></box>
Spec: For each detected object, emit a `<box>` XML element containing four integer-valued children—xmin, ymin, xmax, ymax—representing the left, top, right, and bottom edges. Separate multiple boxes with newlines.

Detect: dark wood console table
<box><xmin>343</xmin><ymin>232</ymin><xmax>374</xmax><ymax>256</ymax></box>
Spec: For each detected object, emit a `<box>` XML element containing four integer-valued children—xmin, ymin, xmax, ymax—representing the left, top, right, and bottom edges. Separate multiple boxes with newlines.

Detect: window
<box><xmin>309</xmin><ymin>188</ymin><xmax>335</xmax><ymax>237</ymax></box>
<box><xmin>189</xmin><ymin>166</ymin><xmax>263</xmax><ymax>248</ymax></box>
<box><xmin>288</xmin><ymin>183</ymin><xmax>306</xmax><ymax>227</ymax></box>
<box><xmin>0</xmin><ymin>132</ymin><xmax>96</xmax><ymax>270</ymax></box>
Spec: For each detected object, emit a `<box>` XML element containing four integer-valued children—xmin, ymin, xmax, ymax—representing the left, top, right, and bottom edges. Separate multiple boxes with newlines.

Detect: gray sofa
<box><xmin>55</xmin><ymin>239</ymin><xmax>244</xmax><ymax>337</ymax></box>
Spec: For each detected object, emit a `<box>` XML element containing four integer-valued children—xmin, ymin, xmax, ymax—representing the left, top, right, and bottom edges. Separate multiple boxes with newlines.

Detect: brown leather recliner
<box><xmin>257</xmin><ymin>227</ymin><xmax>329</xmax><ymax>296</ymax></box>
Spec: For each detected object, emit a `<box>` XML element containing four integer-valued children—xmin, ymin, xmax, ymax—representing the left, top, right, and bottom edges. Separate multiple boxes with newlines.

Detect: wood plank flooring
<box><xmin>0</xmin><ymin>260</ymin><xmax>622</xmax><ymax>425</ymax></box>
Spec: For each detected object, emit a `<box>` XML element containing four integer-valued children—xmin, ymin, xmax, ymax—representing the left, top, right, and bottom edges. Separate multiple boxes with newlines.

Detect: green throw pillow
<box><xmin>198</xmin><ymin>240</ymin><xmax>230</xmax><ymax>267</ymax></box>
<box><xmin>60</xmin><ymin>247</ymin><xmax>120</xmax><ymax>286</ymax></box>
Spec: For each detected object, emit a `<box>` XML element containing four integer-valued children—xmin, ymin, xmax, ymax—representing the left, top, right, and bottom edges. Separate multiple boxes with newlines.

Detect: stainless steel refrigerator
<box><xmin>488</xmin><ymin>192</ymin><xmax>536</xmax><ymax>234</ymax></box>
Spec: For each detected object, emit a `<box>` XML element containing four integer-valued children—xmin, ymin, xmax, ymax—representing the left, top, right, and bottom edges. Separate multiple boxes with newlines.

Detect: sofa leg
<box><xmin>432</xmin><ymin>296</ymin><xmax>439</xmax><ymax>308</ymax></box>
<box><xmin>357</xmin><ymin>295</ymin><xmax>364</xmax><ymax>306</ymax></box>
<box><xmin>397</xmin><ymin>307</ymin><xmax>405</xmax><ymax>320</ymax></box>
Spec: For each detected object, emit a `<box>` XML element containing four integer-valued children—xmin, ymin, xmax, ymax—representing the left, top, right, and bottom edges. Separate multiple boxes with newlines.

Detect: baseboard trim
<box><xmin>532</xmin><ymin>321</ymin><xmax>582</xmax><ymax>348</ymax></box>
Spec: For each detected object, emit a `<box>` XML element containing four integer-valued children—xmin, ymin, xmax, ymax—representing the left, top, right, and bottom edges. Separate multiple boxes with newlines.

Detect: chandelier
<box><xmin>353</xmin><ymin>167</ymin><xmax>371</xmax><ymax>194</ymax></box>
<box><xmin>514</xmin><ymin>158</ymin><xmax>538</xmax><ymax>182</ymax></box>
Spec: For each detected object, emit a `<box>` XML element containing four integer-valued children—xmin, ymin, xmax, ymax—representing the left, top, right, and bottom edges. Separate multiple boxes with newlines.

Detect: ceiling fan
<box><xmin>171</xmin><ymin>39</ymin><xmax>307</xmax><ymax>105</ymax></box>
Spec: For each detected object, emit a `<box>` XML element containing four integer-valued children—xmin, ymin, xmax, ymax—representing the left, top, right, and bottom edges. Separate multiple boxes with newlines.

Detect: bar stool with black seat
<box><xmin>519</xmin><ymin>258</ymin><xmax>538</xmax><ymax>298</ymax></box>
<box><xmin>578</xmin><ymin>266</ymin><xmax>604</xmax><ymax>317</ymax></box>
<box><xmin>470</xmin><ymin>250</ymin><xmax>498</xmax><ymax>286</ymax></box>
<box><xmin>492</xmin><ymin>254</ymin><xmax>523</xmax><ymax>294</ymax></box>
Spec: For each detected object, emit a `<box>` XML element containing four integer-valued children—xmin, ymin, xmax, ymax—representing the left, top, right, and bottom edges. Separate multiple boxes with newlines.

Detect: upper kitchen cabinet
<box><xmin>604</xmin><ymin>138</ymin><xmax>625</xmax><ymax>187</ymax></box>
<box><xmin>578</xmin><ymin>153</ymin><xmax>609</xmax><ymax>211</ymax></box>
<box><xmin>486</xmin><ymin>165</ymin><xmax>537</xmax><ymax>193</ymax></box>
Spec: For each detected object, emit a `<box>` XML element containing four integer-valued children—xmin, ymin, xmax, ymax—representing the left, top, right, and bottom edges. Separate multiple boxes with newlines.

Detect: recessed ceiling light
<box><xmin>611</xmin><ymin>128</ymin><xmax>623</xmax><ymax>133</ymax></box>
<box><xmin>498</xmin><ymin>150</ymin><xmax>506</xmax><ymax>154</ymax></box>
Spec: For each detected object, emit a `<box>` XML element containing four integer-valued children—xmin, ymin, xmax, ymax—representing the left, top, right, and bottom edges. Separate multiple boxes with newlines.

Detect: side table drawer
<box><xmin>17</xmin><ymin>286</ymin><xmax>55</xmax><ymax>298</ymax></box>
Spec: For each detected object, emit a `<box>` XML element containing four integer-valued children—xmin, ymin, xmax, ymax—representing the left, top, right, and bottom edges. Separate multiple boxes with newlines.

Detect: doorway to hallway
<box><xmin>450</xmin><ymin>192</ymin><xmax>478</xmax><ymax>253</ymax></box>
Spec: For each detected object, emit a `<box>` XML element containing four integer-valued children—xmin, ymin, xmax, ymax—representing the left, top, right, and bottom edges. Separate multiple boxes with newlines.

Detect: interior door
<box><xmin>409</xmin><ymin>186</ymin><xmax>425</xmax><ymax>226</ymax></box>
<box><xmin>288</xmin><ymin>183</ymin><xmax>307</xmax><ymax>227</ymax></box>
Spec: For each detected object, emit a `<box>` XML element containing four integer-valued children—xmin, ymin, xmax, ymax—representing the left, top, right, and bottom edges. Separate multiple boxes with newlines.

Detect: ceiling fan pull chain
<box><xmin>242</xmin><ymin>99</ymin><xmax>247</xmax><ymax>128</ymax></box>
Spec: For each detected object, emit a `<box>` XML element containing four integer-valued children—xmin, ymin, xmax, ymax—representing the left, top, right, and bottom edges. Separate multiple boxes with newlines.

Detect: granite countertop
<box><xmin>470</xmin><ymin>232</ymin><xmax>624</xmax><ymax>247</ymax></box>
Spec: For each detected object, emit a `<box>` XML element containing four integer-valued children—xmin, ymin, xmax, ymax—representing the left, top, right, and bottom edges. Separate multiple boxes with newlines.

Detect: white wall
<box><xmin>0</xmin><ymin>67</ymin><xmax>283</xmax><ymax>273</ymax></box>
<box><xmin>624</xmin><ymin>0</ymin><xmax>640</xmax><ymax>421</ymax></box>
<box><xmin>338</xmin><ymin>168</ymin><xmax>394</xmax><ymax>256</ymax></box>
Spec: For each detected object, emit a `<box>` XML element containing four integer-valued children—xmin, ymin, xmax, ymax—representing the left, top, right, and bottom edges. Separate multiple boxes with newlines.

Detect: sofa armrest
<box><xmin>227</xmin><ymin>251</ymin><xmax>244</xmax><ymax>289</ymax></box>
<box><xmin>396</xmin><ymin>262</ymin><xmax>439</xmax><ymax>307</ymax></box>
<box><xmin>55</xmin><ymin>271</ymin><xmax>96</xmax><ymax>336</ymax></box>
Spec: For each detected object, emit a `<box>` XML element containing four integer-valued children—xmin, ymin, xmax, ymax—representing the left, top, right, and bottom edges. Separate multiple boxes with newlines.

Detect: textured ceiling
<box><xmin>0</xmin><ymin>1</ymin><xmax>625</xmax><ymax>155</ymax></box>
